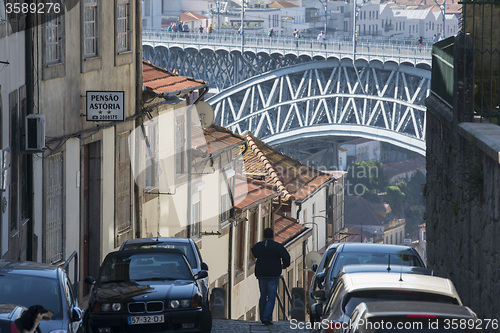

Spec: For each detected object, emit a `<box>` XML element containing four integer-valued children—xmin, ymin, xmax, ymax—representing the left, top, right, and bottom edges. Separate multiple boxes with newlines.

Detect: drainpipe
<box><xmin>135</xmin><ymin>0</ymin><xmax>143</xmax><ymax>238</ymax></box>
<box><xmin>25</xmin><ymin>11</ymin><xmax>35</xmax><ymax>261</ymax></box>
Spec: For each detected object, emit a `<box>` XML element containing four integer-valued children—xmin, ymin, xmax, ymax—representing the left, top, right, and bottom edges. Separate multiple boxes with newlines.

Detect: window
<box><xmin>116</xmin><ymin>0</ymin><xmax>131</xmax><ymax>53</ymax></box>
<box><xmin>144</xmin><ymin>122</ymin><xmax>158</xmax><ymax>189</ymax></box>
<box><xmin>220</xmin><ymin>192</ymin><xmax>230</xmax><ymax>223</ymax></box>
<box><xmin>84</xmin><ymin>0</ymin><xmax>98</xmax><ymax>58</ymax></box>
<box><xmin>248</xmin><ymin>210</ymin><xmax>258</xmax><ymax>265</ymax></box>
<box><xmin>115</xmin><ymin>131</ymin><xmax>133</xmax><ymax>246</ymax></box>
<box><xmin>175</xmin><ymin>116</ymin><xmax>186</xmax><ymax>176</ymax></box>
<box><xmin>45</xmin><ymin>152</ymin><xmax>64</xmax><ymax>263</ymax></box>
<box><xmin>45</xmin><ymin>3</ymin><xmax>63</xmax><ymax>65</ymax></box>
<box><xmin>161</xmin><ymin>0</ymin><xmax>169</xmax><ymax>14</ymax></box>
<box><xmin>235</xmin><ymin>222</ymin><xmax>245</xmax><ymax>273</ymax></box>
<box><xmin>192</xmin><ymin>199</ymin><xmax>201</xmax><ymax>238</ymax></box>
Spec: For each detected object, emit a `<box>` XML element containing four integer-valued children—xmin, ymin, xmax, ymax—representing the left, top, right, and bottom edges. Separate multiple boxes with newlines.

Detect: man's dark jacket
<box><xmin>251</xmin><ymin>238</ymin><xmax>291</xmax><ymax>278</ymax></box>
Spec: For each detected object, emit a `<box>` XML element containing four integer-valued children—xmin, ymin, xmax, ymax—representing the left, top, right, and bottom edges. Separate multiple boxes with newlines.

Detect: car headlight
<box><xmin>92</xmin><ymin>303</ymin><xmax>122</xmax><ymax>312</ymax></box>
<box><xmin>169</xmin><ymin>299</ymin><xmax>201</xmax><ymax>308</ymax></box>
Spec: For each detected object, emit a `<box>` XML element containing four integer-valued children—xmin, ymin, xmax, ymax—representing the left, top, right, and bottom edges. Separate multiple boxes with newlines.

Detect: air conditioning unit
<box><xmin>25</xmin><ymin>114</ymin><xmax>45</xmax><ymax>152</ymax></box>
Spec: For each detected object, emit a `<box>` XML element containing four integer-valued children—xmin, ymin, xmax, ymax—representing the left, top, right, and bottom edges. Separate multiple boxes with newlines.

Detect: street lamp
<box><xmin>318</xmin><ymin>0</ymin><xmax>328</xmax><ymax>35</ymax></box>
<box><xmin>433</xmin><ymin>0</ymin><xmax>446</xmax><ymax>38</ymax></box>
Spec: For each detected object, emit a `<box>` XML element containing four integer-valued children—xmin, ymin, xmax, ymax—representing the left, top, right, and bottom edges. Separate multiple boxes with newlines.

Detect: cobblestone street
<box><xmin>212</xmin><ymin>319</ymin><xmax>312</xmax><ymax>333</ymax></box>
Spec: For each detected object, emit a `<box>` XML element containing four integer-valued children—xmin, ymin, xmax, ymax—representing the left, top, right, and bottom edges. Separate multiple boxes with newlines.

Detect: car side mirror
<box><xmin>312</xmin><ymin>290</ymin><xmax>325</xmax><ymax>300</ymax></box>
<box><xmin>311</xmin><ymin>264</ymin><xmax>318</xmax><ymax>272</ymax></box>
<box><xmin>71</xmin><ymin>307</ymin><xmax>83</xmax><ymax>322</ymax></box>
<box><xmin>84</xmin><ymin>276</ymin><xmax>95</xmax><ymax>285</ymax></box>
<box><xmin>196</xmin><ymin>270</ymin><xmax>208</xmax><ymax>279</ymax></box>
<box><xmin>201</xmin><ymin>262</ymin><xmax>209</xmax><ymax>271</ymax></box>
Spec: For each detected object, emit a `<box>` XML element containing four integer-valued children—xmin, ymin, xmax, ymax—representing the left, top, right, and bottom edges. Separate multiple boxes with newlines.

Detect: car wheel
<box><xmin>200</xmin><ymin>304</ymin><xmax>212</xmax><ymax>333</ymax></box>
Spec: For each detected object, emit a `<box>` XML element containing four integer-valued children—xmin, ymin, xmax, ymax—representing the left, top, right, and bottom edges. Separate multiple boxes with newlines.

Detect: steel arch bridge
<box><xmin>207</xmin><ymin>59</ymin><xmax>431</xmax><ymax>155</ymax></box>
<box><xmin>142</xmin><ymin>37</ymin><xmax>431</xmax><ymax>92</ymax></box>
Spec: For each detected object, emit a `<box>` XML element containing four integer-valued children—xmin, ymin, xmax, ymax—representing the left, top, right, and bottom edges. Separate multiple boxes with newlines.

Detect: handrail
<box><xmin>60</xmin><ymin>250</ymin><xmax>79</xmax><ymax>299</ymax></box>
<box><xmin>277</xmin><ymin>275</ymin><xmax>293</xmax><ymax>320</ymax></box>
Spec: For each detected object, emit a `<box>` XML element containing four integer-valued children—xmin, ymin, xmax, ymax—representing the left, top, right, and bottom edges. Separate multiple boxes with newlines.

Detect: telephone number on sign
<box><xmin>5</xmin><ymin>2</ymin><xmax>61</xmax><ymax>14</ymax></box>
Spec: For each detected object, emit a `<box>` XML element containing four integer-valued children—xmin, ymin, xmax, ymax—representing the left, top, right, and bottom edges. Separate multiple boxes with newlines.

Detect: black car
<box><xmin>0</xmin><ymin>259</ymin><xmax>83</xmax><ymax>333</ymax></box>
<box><xmin>308</xmin><ymin>243</ymin><xmax>341</xmax><ymax>322</ymax></box>
<box><xmin>119</xmin><ymin>238</ymin><xmax>210</xmax><ymax>306</ymax></box>
<box><xmin>0</xmin><ymin>303</ymin><xmax>26</xmax><ymax>332</ymax></box>
<box><xmin>84</xmin><ymin>248</ymin><xmax>211</xmax><ymax>333</ymax></box>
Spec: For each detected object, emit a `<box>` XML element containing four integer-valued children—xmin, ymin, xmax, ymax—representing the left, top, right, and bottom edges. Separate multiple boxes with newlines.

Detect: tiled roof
<box><xmin>192</xmin><ymin>124</ymin><xmax>244</xmax><ymax>155</ymax></box>
<box><xmin>344</xmin><ymin>195</ymin><xmax>388</xmax><ymax>226</ymax></box>
<box><xmin>383</xmin><ymin>157</ymin><xmax>426</xmax><ymax>181</ymax></box>
<box><xmin>143</xmin><ymin>61</ymin><xmax>207</xmax><ymax>95</ymax></box>
<box><xmin>269</xmin><ymin>1</ymin><xmax>299</xmax><ymax>8</ymax></box>
<box><xmin>274</xmin><ymin>213</ymin><xmax>308</xmax><ymax>245</ymax></box>
<box><xmin>180</xmin><ymin>12</ymin><xmax>208</xmax><ymax>22</ymax></box>
<box><xmin>233</xmin><ymin>175</ymin><xmax>279</xmax><ymax>211</ymax></box>
<box><xmin>244</xmin><ymin>133</ymin><xmax>333</xmax><ymax>201</ymax></box>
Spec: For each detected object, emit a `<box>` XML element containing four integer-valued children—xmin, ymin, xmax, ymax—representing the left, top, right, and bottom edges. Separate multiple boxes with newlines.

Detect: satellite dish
<box><xmin>305</xmin><ymin>251</ymin><xmax>322</xmax><ymax>270</ymax></box>
<box><xmin>196</xmin><ymin>101</ymin><xmax>215</xmax><ymax>128</ymax></box>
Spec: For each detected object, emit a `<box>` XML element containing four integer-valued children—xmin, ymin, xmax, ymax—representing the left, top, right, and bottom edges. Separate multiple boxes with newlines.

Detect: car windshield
<box><xmin>331</xmin><ymin>252</ymin><xmax>422</xmax><ymax>279</ymax></box>
<box><xmin>344</xmin><ymin>290</ymin><xmax>459</xmax><ymax>316</ymax></box>
<box><xmin>99</xmin><ymin>252</ymin><xmax>194</xmax><ymax>284</ymax></box>
<box><xmin>122</xmin><ymin>242</ymin><xmax>197</xmax><ymax>269</ymax></box>
<box><xmin>0</xmin><ymin>275</ymin><xmax>63</xmax><ymax>319</ymax></box>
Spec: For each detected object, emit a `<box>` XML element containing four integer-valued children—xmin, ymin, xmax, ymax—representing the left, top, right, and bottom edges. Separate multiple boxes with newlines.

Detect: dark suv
<box><xmin>119</xmin><ymin>238</ymin><xmax>210</xmax><ymax>306</ymax></box>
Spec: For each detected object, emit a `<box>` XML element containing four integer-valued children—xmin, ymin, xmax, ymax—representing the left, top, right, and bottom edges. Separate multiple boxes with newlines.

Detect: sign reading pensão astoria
<box><xmin>86</xmin><ymin>91</ymin><xmax>125</xmax><ymax>121</ymax></box>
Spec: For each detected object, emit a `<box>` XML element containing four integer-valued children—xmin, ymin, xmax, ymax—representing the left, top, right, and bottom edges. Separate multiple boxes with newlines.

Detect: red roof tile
<box><xmin>233</xmin><ymin>175</ymin><xmax>279</xmax><ymax>211</ymax></box>
<box><xmin>180</xmin><ymin>12</ymin><xmax>208</xmax><ymax>22</ymax></box>
<box><xmin>244</xmin><ymin>133</ymin><xmax>333</xmax><ymax>201</ymax></box>
<box><xmin>192</xmin><ymin>124</ymin><xmax>244</xmax><ymax>155</ymax></box>
<box><xmin>143</xmin><ymin>61</ymin><xmax>207</xmax><ymax>95</ymax></box>
<box><xmin>273</xmin><ymin>213</ymin><xmax>308</xmax><ymax>245</ymax></box>
<box><xmin>383</xmin><ymin>157</ymin><xmax>426</xmax><ymax>181</ymax></box>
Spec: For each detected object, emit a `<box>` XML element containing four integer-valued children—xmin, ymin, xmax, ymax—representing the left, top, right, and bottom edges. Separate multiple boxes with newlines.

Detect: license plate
<box><xmin>128</xmin><ymin>315</ymin><xmax>164</xmax><ymax>325</ymax></box>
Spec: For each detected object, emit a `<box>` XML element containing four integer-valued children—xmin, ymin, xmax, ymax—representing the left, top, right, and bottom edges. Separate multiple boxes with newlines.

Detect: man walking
<box><xmin>251</xmin><ymin>228</ymin><xmax>291</xmax><ymax>325</ymax></box>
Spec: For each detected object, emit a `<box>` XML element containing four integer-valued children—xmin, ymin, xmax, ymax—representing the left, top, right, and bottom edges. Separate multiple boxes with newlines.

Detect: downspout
<box><xmin>25</xmin><ymin>11</ymin><xmax>34</xmax><ymax>260</ymax></box>
<box><xmin>134</xmin><ymin>0</ymin><xmax>143</xmax><ymax>238</ymax></box>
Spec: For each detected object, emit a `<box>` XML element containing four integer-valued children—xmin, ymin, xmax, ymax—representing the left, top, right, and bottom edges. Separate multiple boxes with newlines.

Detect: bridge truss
<box><xmin>207</xmin><ymin>60</ymin><xmax>431</xmax><ymax>155</ymax></box>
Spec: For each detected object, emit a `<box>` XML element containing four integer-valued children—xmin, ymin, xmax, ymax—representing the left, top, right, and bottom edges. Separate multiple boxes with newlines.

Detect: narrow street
<box><xmin>213</xmin><ymin>319</ymin><xmax>311</xmax><ymax>333</ymax></box>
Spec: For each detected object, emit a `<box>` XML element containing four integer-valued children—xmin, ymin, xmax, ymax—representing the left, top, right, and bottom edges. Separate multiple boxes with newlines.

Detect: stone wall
<box><xmin>426</xmin><ymin>86</ymin><xmax>500</xmax><ymax>328</ymax></box>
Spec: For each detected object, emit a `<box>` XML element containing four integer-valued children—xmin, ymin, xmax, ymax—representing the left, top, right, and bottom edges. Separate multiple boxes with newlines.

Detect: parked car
<box><xmin>313</xmin><ymin>272</ymin><xmax>462</xmax><ymax>332</ymax></box>
<box><xmin>0</xmin><ymin>259</ymin><xmax>83</xmax><ymax>333</ymax></box>
<box><xmin>317</xmin><ymin>243</ymin><xmax>425</xmax><ymax>302</ymax></box>
<box><xmin>345</xmin><ymin>301</ymin><xmax>482</xmax><ymax>333</ymax></box>
<box><xmin>337</xmin><ymin>264</ymin><xmax>433</xmax><ymax>276</ymax></box>
<box><xmin>119</xmin><ymin>237</ymin><xmax>210</xmax><ymax>306</ymax></box>
<box><xmin>0</xmin><ymin>303</ymin><xmax>26</xmax><ymax>332</ymax></box>
<box><xmin>84</xmin><ymin>248</ymin><xmax>211</xmax><ymax>333</ymax></box>
<box><xmin>308</xmin><ymin>243</ymin><xmax>341</xmax><ymax>322</ymax></box>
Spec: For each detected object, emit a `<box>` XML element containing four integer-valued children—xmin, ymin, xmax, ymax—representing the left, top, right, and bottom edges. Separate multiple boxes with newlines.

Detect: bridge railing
<box><xmin>143</xmin><ymin>29</ymin><xmax>432</xmax><ymax>64</ymax></box>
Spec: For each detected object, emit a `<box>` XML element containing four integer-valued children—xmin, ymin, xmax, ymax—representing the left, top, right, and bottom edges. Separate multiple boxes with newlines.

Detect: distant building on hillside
<box><xmin>383</xmin><ymin>157</ymin><xmax>426</xmax><ymax>185</ymax></box>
